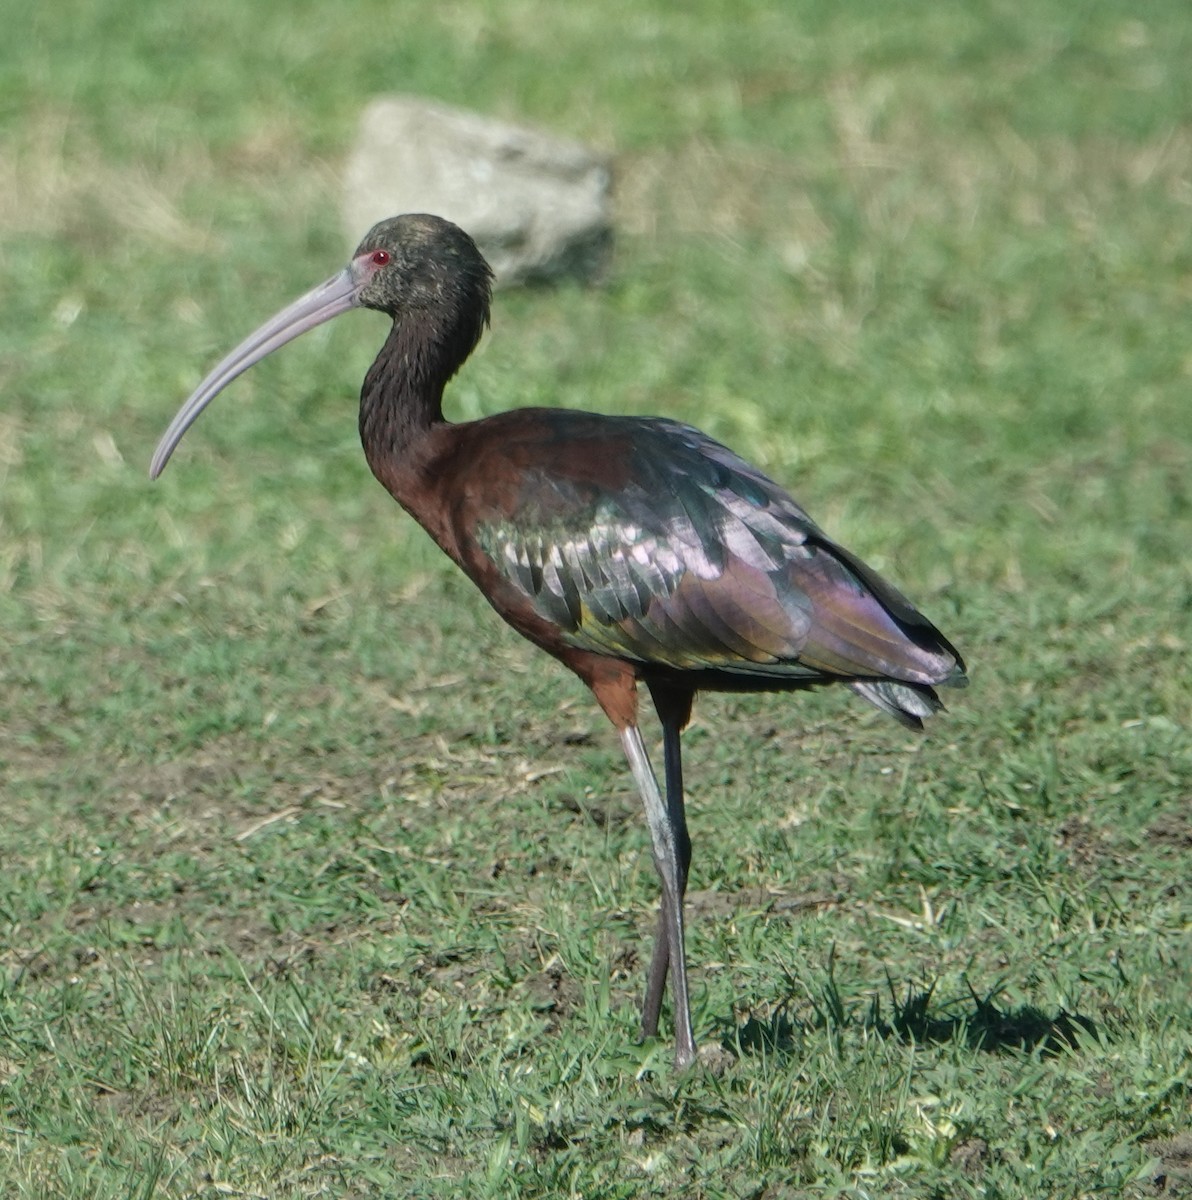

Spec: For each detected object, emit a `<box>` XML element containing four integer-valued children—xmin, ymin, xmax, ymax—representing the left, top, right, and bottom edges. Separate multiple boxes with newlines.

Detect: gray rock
<box><xmin>343</xmin><ymin>96</ymin><xmax>613</xmax><ymax>288</ymax></box>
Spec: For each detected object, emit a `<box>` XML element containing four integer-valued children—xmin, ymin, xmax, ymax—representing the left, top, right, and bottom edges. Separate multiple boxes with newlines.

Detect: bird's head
<box><xmin>354</xmin><ymin>213</ymin><xmax>493</xmax><ymax>320</ymax></box>
<box><xmin>150</xmin><ymin>214</ymin><xmax>493</xmax><ymax>479</ymax></box>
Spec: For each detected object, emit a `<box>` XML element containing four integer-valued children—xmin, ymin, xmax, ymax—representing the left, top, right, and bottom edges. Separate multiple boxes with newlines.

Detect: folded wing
<box><xmin>465</xmin><ymin>414</ymin><xmax>965</xmax><ymax>705</ymax></box>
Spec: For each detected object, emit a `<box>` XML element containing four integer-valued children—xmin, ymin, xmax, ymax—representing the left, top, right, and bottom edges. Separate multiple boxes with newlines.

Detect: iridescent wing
<box><xmin>465</xmin><ymin>412</ymin><xmax>961</xmax><ymax>688</ymax></box>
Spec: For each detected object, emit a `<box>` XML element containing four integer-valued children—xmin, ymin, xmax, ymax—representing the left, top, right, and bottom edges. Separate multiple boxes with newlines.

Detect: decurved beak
<box><xmin>150</xmin><ymin>263</ymin><xmax>366</xmax><ymax>479</ymax></box>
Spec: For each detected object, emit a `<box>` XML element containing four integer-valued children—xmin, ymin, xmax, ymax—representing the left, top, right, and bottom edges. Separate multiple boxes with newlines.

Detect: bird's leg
<box><xmin>639</xmin><ymin>706</ymin><xmax>691</xmax><ymax>1042</ymax></box>
<box><xmin>619</xmin><ymin>723</ymin><xmax>695</xmax><ymax>1068</ymax></box>
<box><xmin>640</xmin><ymin>900</ymin><xmax>671</xmax><ymax>1040</ymax></box>
<box><xmin>619</xmin><ymin>681</ymin><xmax>696</xmax><ymax>1070</ymax></box>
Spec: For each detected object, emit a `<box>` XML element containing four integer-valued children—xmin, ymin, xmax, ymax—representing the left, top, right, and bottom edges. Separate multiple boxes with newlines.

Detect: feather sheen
<box><xmin>470</xmin><ymin>417</ymin><xmax>960</xmax><ymax>689</ymax></box>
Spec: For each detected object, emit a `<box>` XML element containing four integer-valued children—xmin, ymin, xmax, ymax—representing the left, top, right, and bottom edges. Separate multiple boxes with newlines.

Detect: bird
<box><xmin>151</xmin><ymin>213</ymin><xmax>966</xmax><ymax>1070</ymax></box>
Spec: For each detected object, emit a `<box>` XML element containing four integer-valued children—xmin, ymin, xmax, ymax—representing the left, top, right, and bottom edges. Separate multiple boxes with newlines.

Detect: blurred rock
<box><xmin>343</xmin><ymin>96</ymin><xmax>613</xmax><ymax>288</ymax></box>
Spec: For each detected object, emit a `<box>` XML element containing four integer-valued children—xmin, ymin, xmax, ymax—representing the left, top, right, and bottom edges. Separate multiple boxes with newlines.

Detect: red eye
<box><xmin>371</xmin><ymin>249</ymin><xmax>390</xmax><ymax>266</ymax></box>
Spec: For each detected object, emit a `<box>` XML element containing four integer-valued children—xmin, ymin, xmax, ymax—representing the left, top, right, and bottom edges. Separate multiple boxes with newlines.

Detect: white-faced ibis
<box><xmin>152</xmin><ymin>214</ymin><xmax>966</xmax><ymax>1069</ymax></box>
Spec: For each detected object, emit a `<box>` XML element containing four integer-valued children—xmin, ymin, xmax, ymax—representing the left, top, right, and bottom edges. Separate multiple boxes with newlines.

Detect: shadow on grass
<box><xmin>871</xmin><ymin>978</ymin><xmax>1100</xmax><ymax>1055</ymax></box>
<box><xmin>723</xmin><ymin>973</ymin><xmax>1100</xmax><ymax>1061</ymax></box>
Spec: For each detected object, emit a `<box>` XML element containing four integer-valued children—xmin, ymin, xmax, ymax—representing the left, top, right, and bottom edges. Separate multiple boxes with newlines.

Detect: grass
<box><xmin>2</xmin><ymin>0</ymin><xmax>1190</xmax><ymax>1195</ymax></box>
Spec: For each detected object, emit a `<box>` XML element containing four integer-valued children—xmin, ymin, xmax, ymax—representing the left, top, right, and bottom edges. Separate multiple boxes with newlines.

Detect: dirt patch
<box><xmin>950</xmin><ymin>1136</ymin><xmax>989</xmax><ymax>1177</ymax></box>
<box><xmin>553</xmin><ymin>791</ymin><xmax>635</xmax><ymax>829</ymax></box>
<box><xmin>1144</xmin><ymin>1132</ymin><xmax>1192</xmax><ymax>1196</ymax></box>
<box><xmin>524</xmin><ymin>956</ymin><xmax>583</xmax><ymax>1032</ymax></box>
<box><xmin>685</xmin><ymin>886</ymin><xmax>841</xmax><ymax>921</ymax></box>
<box><xmin>1147</xmin><ymin>807</ymin><xmax>1192</xmax><ymax>851</ymax></box>
<box><xmin>1055</xmin><ymin>813</ymin><xmax>1116</xmax><ymax>870</ymax></box>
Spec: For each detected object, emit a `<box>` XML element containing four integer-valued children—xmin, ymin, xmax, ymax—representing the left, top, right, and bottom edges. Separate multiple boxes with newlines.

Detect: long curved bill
<box><xmin>150</xmin><ymin>263</ymin><xmax>367</xmax><ymax>479</ymax></box>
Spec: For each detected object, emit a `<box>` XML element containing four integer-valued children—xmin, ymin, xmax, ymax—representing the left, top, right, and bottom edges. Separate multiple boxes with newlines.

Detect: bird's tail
<box><xmin>850</xmin><ymin>679</ymin><xmax>944</xmax><ymax>731</ymax></box>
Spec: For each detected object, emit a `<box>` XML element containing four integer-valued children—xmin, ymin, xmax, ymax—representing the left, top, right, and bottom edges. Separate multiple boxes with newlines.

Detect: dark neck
<box><xmin>357</xmin><ymin>287</ymin><xmax>490</xmax><ymax>467</ymax></box>
<box><xmin>358</xmin><ymin>318</ymin><xmax>455</xmax><ymax>467</ymax></box>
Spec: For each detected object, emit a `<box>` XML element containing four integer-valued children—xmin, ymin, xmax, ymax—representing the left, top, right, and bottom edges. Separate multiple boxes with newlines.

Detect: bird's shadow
<box><xmin>723</xmin><ymin>974</ymin><xmax>1100</xmax><ymax>1061</ymax></box>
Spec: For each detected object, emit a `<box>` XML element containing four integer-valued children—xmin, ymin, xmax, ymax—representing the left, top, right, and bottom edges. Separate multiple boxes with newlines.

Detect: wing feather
<box><xmin>466</xmin><ymin>414</ymin><xmax>962</xmax><ymax>688</ymax></box>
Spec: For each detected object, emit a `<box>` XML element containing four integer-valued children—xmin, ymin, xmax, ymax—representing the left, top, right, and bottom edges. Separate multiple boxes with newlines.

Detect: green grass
<box><xmin>2</xmin><ymin>0</ymin><xmax>1190</xmax><ymax>1196</ymax></box>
